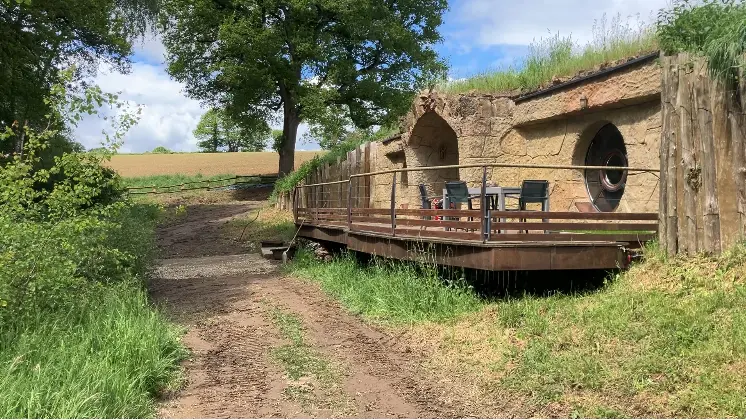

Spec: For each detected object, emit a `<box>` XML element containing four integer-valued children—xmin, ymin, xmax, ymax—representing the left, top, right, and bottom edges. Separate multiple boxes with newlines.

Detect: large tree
<box><xmin>0</xmin><ymin>0</ymin><xmax>159</xmax><ymax>154</ymax></box>
<box><xmin>160</xmin><ymin>0</ymin><xmax>447</xmax><ymax>175</ymax></box>
<box><xmin>193</xmin><ymin>108</ymin><xmax>270</xmax><ymax>152</ymax></box>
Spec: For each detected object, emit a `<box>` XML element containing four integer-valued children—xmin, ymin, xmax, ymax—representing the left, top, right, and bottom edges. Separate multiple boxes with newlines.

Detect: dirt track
<box><xmin>149</xmin><ymin>198</ymin><xmax>471</xmax><ymax>418</ymax></box>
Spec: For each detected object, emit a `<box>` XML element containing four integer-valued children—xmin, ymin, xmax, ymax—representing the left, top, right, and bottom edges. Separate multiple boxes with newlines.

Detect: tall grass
<box><xmin>441</xmin><ymin>14</ymin><xmax>658</xmax><ymax>94</ymax></box>
<box><xmin>658</xmin><ymin>0</ymin><xmax>746</xmax><ymax>84</ymax></box>
<box><xmin>289</xmin><ymin>249</ymin><xmax>483</xmax><ymax>324</ymax></box>
<box><xmin>0</xmin><ymin>204</ymin><xmax>185</xmax><ymax>418</ymax></box>
<box><xmin>0</xmin><ymin>283</ymin><xmax>184</xmax><ymax>418</ymax></box>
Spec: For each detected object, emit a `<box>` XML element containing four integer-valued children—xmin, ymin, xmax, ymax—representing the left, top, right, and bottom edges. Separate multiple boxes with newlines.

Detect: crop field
<box><xmin>107</xmin><ymin>151</ymin><xmax>322</xmax><ymax>177</ymax></box>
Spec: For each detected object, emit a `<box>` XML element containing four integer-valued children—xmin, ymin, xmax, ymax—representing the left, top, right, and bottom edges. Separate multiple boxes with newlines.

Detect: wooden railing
<box><xmin>294</xmin><ymin>163</ymin><xmax>660</xmax><ymax>245</ymax></box>
<box><xmin>296</xmin><ymin>207</ymin><xmax>658</xmax><ymax>245</ymax></box>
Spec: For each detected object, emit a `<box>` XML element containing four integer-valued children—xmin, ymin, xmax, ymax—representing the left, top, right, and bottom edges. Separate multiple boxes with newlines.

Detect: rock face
<box><xmin>370</xmin><ymin>57</ymin><xmax>662</xmax><ymax>214</ymax></box>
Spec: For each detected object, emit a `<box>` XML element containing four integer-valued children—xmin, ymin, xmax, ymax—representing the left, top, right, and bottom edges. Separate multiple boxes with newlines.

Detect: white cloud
<box><xmin>453</xmin><ymin>0</ymin><xmax>670</xmax><ymax>47</ymax></box>
<box><xmin>74</xmin><ymin>36</ymin><xmax>324</xmax><ymax>153</ymax></box>
<box><xmin>74</xmin><ymin>62</ymin><xmax>206</xmax><ymax>153</ymax></box>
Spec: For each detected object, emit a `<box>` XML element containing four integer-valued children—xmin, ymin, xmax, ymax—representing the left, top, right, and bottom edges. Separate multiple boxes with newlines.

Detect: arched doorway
<box><xmin>406</xmin><ymin>112</ymin><xmax>460</xmax><ymax>196</ymax></box>
<box><xmin>583</xmin><ymin>123</ymin><xmax>628</xmax><ymax>212</ymax></box>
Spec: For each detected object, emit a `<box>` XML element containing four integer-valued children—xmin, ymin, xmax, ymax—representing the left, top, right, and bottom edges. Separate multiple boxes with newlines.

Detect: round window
<box><xmin>584</xmin><ymin>124</ymin><xmax>628</xmax><ymax>212</ymax></box>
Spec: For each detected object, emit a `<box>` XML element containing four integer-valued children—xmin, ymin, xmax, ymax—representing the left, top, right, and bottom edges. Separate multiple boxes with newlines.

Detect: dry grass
<box><xmin>108</xmin><ymin>151</ymin><xmax>322</xmax><ymax>177</ymax></box>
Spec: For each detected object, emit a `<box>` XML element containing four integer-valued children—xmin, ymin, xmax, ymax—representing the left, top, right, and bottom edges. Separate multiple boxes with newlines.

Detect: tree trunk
<box><xmin>212</xmin><ymin>119</ymin><xmax>219</xmax><ymax>152</ymax></box>
<box><xmin>278</xmin><ymin>108</ymin><xmax>300</xmax><ymax>176</ymax></box>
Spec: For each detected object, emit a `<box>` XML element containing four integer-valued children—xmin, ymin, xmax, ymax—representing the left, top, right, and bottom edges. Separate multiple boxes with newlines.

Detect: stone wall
<box><xmin>370</xmin><ymin>57</ymin><xmax>662</xmax><ymax>213</ymax></box>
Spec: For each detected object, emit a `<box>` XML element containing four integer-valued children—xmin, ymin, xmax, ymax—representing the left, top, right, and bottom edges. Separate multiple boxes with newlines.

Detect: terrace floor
<box><xmin>295</xmin><ymin>208</ymin><xmax>657</xmax><ymax>271</ymax></box>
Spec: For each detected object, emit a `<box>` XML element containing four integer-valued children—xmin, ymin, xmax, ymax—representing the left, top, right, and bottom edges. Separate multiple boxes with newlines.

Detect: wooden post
<box><xmin>678</xmin><ymin>54</ymin><xmax>697</xmax><ymax>254</ymax></box>
<box><xmin>293</xmin><ymin>187</ymin><xmax>298</xmax><ymax>224</ymax></box>
<box><xmin>659</xmin><ymin>55</ymin><xmax>670</xmax><ymax>249</ymax></box>
<box><xmin>665</xmin><ymin>56</ymin><xmax>680</xmax><ymax>256</ymax></box>
<box><xmin>697</xmin><ymin>65</ymin><xmax>722</xmax><ymax>253</ymax></box>
<box><xmin>347</xmin><ymin>180</ymin><xmax>353</xmax><ymax>229</ymax></box>
<box><xmin>391</xmin><ymin>171</ymin><xmax>397</xmax><ymax>237</ymax></box>
<box><xmin>364</xmin><ymin>142</ymin><xmax>371</xmax><ymax>208</ymax></box>
<box><xmin>338</xmin><ymin>156</ymin><xmax>343</xmax><ymax>210</ymax></box>
<box><xmin>732</xmin><ymin>66</ymin><xmax>746</xmax><ymax>236</ymax></box>
<box><xmin>481</xmin><ymin>166</ymin><xmax>488</xmax><ymax>243</ymax></box>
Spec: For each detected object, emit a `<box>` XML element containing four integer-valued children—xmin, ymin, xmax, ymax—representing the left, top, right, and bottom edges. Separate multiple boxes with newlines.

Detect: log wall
<box><xmin>660</xmin><ymin>54</ymin><xmax>746</xmax><ymax>255</ymax></box>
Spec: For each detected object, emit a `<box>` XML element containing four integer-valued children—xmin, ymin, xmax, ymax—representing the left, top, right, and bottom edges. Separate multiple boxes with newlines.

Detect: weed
<box><xmin>268</xmin><ymin>307</ymin><xmax>353</xmax><ymax>414</ymax></box>
<box><xmin>0</xmin><ymin>283</ymin><xmax>185</xmax><ymax>418</ymax></box>
<box><xmin>270</xmin><ymin>308</ymin><xmax>334</xmax><ymax>381</ymax></box>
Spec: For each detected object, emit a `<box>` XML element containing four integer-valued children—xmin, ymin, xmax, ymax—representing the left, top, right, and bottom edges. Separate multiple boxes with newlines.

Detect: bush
<box><xmin>0</xmin><ymin>86</ymin><xmax>184</xmax><ymax>417</ymax></box>
<box><xmin>0</xmin><ymin>204</ymin><xmax>158</xmax><ymax>325</ymax></box>
<box><xmin>151</xmin><ymin>146</ymin><xmax>173</xmax><ymax>154</ymax></box>
<box><xmin>657</xmin><ymin>0</ymin><xmax>746</xmax><ymax>82</ymax></box>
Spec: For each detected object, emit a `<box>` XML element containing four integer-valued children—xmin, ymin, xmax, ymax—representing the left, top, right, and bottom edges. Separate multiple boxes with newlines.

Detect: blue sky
<box><xmin>75</xmin><ymin>0</ymin><xmax>668</xmax><ymax>153</ymax></box>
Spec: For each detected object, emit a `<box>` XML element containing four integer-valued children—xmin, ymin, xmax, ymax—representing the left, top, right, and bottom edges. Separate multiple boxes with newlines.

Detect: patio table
<box><xmin>442</xmin><ymin>186</ymin><xmax>550</xmax><ymax>233</ymax></box>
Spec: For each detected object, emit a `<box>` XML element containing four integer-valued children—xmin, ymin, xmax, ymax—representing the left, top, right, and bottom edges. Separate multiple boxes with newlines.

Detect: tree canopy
<box><xmin>193</xmin><ymin>108</ymin><xmax>271</xmax><ymax>152</ymax></box>
<box><xmin>0</xmin><ymin>0</ymin><xmax>159</xmax><ymax>155</ymax></box>
<box><xmin>160</xmin><ymin>0</ymin><xmax>447</xmax><ymax>174</ymax></box>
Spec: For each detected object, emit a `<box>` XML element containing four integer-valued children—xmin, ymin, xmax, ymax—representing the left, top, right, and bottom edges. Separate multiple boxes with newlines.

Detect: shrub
<box><xmin>657</xmin><ymin>0</ymin><xmax>746</xmax><ymax>83</ymax></box>
<box><xmin>151</xmin><ymin>146</ymin><xmax>173</xmax><ymax>154</ymax></box>
<box><xmin>0</xmin><ymin>75</ymin><xmax>184</xmax><ymax>417</ymax></box>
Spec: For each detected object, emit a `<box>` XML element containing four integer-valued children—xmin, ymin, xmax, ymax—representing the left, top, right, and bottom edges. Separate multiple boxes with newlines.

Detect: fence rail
<box><xmin>126</xmin><ymin>174</ymin><xmax>279</xmax><ymax>195</ymax></box>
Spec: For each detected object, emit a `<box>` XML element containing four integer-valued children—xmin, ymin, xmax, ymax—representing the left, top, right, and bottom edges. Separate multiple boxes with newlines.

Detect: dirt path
<box><xmin>150</xmin><ymin>199</ymin><xmax>469</xmax><ymax>418</ymax></box>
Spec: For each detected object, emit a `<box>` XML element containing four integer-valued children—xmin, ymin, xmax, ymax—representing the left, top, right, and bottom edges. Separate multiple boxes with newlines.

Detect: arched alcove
<box><xmin>406</xmin><ymin>112</ymin><xmax>460</xmax><ymax>196</ymax></box>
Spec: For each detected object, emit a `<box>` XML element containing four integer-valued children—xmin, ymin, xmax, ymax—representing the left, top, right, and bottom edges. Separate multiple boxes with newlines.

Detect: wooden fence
<box><xmin>286</xmin><ymin>142</ymin><xmax>377</xmax><ymax>210</ymax></box>
<box><xmin>660</xmin><ymin>54</ymin><xmax>746</xmax><ymax>255</ymax></box>
<box><xmin>127</xmin><ymin>174</ymin><xmax>278</xmax><ymax>195</ymax></box>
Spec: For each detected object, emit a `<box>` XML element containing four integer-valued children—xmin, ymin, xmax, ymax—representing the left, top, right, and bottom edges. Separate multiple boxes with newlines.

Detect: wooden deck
<box><xmin>295</xmin><ymin>207</ymin><xmax>658</xmax><ymax>271</ymax></box>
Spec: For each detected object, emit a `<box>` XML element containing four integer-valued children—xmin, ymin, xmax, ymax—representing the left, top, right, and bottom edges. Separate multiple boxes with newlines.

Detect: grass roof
<box><xmin>439</xmin><ymin>14</ymin><xmax>659</xmax><ymax>95</ymax></box>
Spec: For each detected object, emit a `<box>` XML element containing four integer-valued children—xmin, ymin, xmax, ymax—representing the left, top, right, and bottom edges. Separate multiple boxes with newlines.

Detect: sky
<box><xmin>74</xmin><ymin>0</ymin><xmax>669</xmax><ymax>153</ymax></box>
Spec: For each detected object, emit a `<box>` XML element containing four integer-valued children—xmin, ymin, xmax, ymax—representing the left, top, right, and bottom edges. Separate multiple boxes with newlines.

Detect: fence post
<box><xmin>347</xmin><ymin>180</ymin><xmax>353</xmax><ymax>229</ymax></box>
<box><xmin>390</xmin><ymin>172</ymin><xmax>397</xmax><ymax>237</ymax></box>
<box><xmin>481</xmin><ymin>166</ymin><xmax>488</xmax><ymax>243</ymax></box>
<box><xmin>293</xmin><ymin>187</ymin><xmax>298</xmax><ymax>224</ymax></box>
